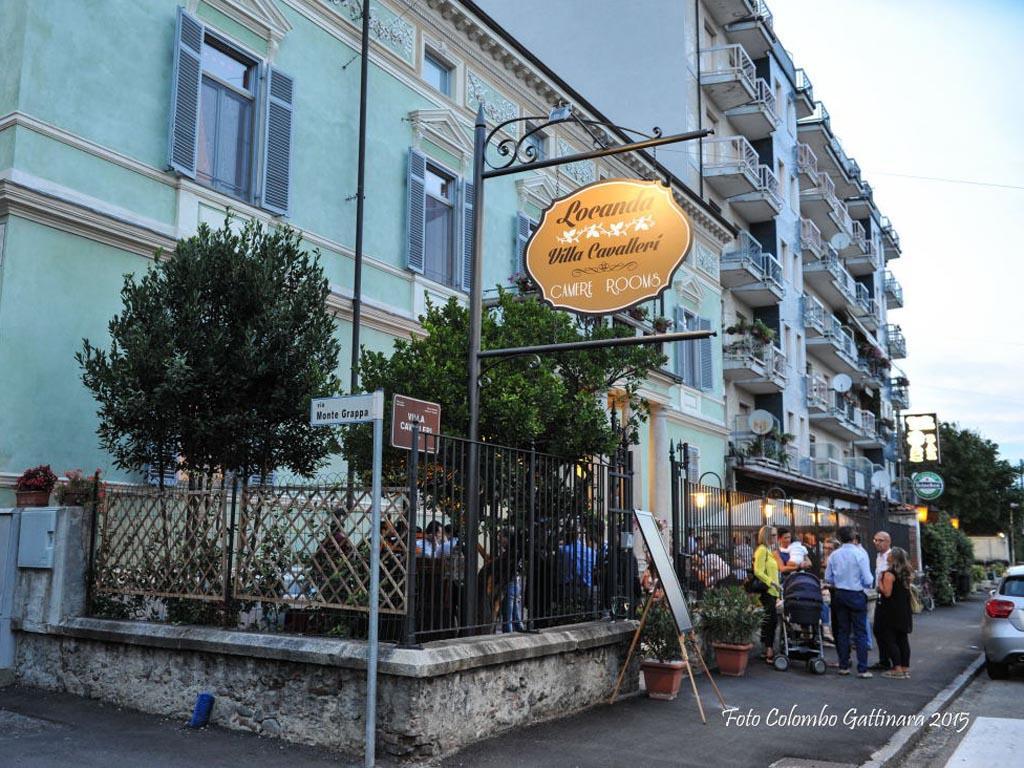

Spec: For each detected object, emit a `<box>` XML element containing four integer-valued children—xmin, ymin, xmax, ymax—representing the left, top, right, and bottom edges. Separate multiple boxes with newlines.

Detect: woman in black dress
<box><xmin>877</xmin><ymin>547</ymin><xmax>914</xmax><ymax>679</ymax></box>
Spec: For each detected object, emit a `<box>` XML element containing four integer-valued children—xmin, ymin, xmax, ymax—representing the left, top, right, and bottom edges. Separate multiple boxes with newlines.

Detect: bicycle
<box><xmin>914</xmin><ymin>570</ymin><xmax>936</xmax><ymax>612</ymax></box>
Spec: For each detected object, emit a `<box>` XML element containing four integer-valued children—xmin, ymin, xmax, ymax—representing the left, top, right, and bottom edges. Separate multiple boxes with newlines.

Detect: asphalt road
<box><xmin>440</xmin><ymin>596</ymin><xmax>986</xmax><ymax>768</ymax></box>
<box><xmin>0</xmin><ymin>596</ymin><xmax>988</xmax><ymax>768</ymax></box>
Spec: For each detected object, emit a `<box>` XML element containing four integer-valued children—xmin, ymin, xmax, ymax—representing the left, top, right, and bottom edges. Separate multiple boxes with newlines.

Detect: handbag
<box><xmin>744</xmin><ymin>546</ymin><xmax>771</xmax><ymax>594</ymax></box>
<box><xmin>909</xmin><ymin>583</ymin><xmax>924</xmax><ymax>614</ymax></box>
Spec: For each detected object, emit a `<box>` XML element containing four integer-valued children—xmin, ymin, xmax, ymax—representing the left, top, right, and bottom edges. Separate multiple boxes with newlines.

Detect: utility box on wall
<box><xmin>17</xmin><ymin>508</ymin><xmax>57</xmax><ymax>569</ymax></box>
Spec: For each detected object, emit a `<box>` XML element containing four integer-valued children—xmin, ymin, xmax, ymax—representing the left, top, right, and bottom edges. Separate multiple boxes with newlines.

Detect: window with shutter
<box><xmin>261</xmin><ymin>67</ymin><xmax>294</xmax><ymax>215</ymax></box>
<box><xmin>406</xmin><ymin>148</ymin><xmax>427</xmax><ymax>274</ymax></box>
<box><xmin>675</xmin><ymin>308</ymin><xmax>699</xmax><ymax>387</ymax></box>
<box><xmin>168</xmin><ymin>8</ymin><xmax>203</xmax><ymax>177</ymax></box>
<box><xmin>698</xmin><ymin>316</ymin><xmax>714</xmax><ymax>391</ymax></box>
<box><xmin>514</xmin><ymin>212</ymin><xmax>537</xmax><ymax>274</ymax></box>
<box><xmin>461</xmin><ymin>178</ymin><xmax>475</xmax><ymax>292</ymax></box>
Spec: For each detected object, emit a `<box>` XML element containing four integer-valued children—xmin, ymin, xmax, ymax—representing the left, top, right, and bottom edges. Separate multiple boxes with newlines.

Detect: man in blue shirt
<box><xmin>824</xmin><ymin>525</ymin><xmax>875</xmax><ymax>677</ymax></box>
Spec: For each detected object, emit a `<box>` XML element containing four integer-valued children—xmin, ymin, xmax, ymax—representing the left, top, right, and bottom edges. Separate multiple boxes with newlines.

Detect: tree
<box><xmin>346</xmin><ymin>290</ymin><xmax>666</xmax><ymax>475</ymax></box>
<box><xmin>79</xmin><ymin>218</ymin><xmax>342</xmax><ymax>481</ymax></box>
<box><xmin>933</xmin><ymin>422</ymin><xmax>1017</xmax><ymax>535</ymax></box>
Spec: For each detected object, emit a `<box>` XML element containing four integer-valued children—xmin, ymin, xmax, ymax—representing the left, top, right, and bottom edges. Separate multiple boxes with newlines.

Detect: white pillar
<box><xmin>652</xmin><ymin>407</ymin><xmax>670</xmax><ymax>523</ymax></box>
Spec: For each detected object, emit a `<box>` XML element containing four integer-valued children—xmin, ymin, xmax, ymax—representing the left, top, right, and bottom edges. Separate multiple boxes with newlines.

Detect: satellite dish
<box><xmin>832</xmin><ymin>374</ymin><xmax>853</xmax><ymax>393</ymax></box>
<box><xmin>748</xmin><ymin>409</ymin><xmax>776</xmax><ymax>435</ymax></box>
<box><xmin>830</xmin><ymin>232</ymin><xmax>852</xmax><ymax>251</ymax></box>
<box><xmin>871</xmin><ymin>470</ymin><xmax>889</xmax><ymax>491</ymax></box>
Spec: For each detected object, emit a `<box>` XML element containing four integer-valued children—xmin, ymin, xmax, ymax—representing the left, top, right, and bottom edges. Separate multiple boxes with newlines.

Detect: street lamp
<box><xmin>950</xmin><ymin>517</ymin><xmax>960</xmax><ymax>530</ymax></box>
<box><xmin>693</xmin><ymin>471</ymin><xmax>723</xmax><ymax>510</ymax></box>
<box><xmin>763</xmin><ymin>486</ymin><xmax>788</xmax><ymax>523</ymax></box>
<box><xmin>916</xmin><ymin>505</ymin><xmax>929</xmax><ymax>523</ymax></box>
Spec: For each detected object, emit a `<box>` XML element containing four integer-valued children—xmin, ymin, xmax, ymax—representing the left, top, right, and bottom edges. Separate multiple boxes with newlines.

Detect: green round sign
<box><xmin>913</xmin><ymin>471</ymin><xmax>944</xmax><ymax>501</ymax></box>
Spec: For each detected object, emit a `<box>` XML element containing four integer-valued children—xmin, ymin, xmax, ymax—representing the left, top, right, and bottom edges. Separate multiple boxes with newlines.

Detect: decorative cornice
<box><xmin>407</xmin><ymin>107</ymin><xmax>475</xmax><ymax>163</ymax></box>
<box><xmin>189</xmin><ymin>0</ymin><xmax>293</xmax><ymax>52</ymax></box>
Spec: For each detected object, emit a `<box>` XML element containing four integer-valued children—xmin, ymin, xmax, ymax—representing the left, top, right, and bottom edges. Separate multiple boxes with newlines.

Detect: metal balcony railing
<box><xmin>800</xmin><ymin>218</ymin><xmax>823</xmax><ymax>258</ymax></box>
<box><xmin>884</xmin><ymin>271</ymin><xmax>903</xmax><ymax>307</ymax></box>
<box><xmin>826</xmin><ymin>315</ymin><xmax>857</xmax><ymax>360</ymax></box>
<box><xmin>881</xmin><ymin>216</ymin><xmax>901</xmax><ymax>250</ymax></box>
<box><xmin>762</xmin><ymin>252</ymin><xmax>785</xmax><ymax>293</ymax></box>
<box><xmin>886</xmin><ymin>324</ymin><xmax>907</xmax><ymax>359</ymax></box>
<box><xmin>804</xmin><ymin>373</ymin><xmax>829</xmax><ymax>409</ymax></box>
<box><xmin>703</xmin><ymin>135</ymin><xmax>760</xmax><ymax>179</ymax></box>
<box><xmin>701</xmin><ymin>45</ymin><xmax>756</xmax><ymax>89</ymax></box>
<box><xmin>851</xmin><ymin>220</ymin><xmax>868</xmax><ymax>252</ymax></box>
<box><xmin>796</xmin><ymin>68</ymin><xmax>813</xmax><ymax>98</ymax></box>
<box><xmin>833</xmin><ymin>199</ymin><xmax>853</xmax><ymax>235</ymax></box>
<box><xmin>823</xmin><ymin>249</ymin><xmax>857</xmax><ymax>302</ymax></box>
<box><xmin>860</xmin><ymin>410</ymin><xmax>877</xmax><ymax>438</ymax></box>
<box><xmin>808</xmin><ymin>172</ymin><xmax>840</xmax><ymax>210</ymax></box>
<box><xmin>723</xmin><ymin>230</ymin><xmax>765</xmax><ymax>273</ymax></box>
<box><xmin>751</xmin><ymin>78</ymin><xmax>780</xmax><ymax>124</ymax></box>
<box><xmin>796</xmin><ymin>142</ymin><xmax>818</xmax><ymax>180</ymax></box>
<box><xmin>890</xmin><ymin>380</ymin><xmax>910</xmax><ymax>410</ymax></box>
<box><xmin>854</xmin><ymin>282</ymin><xmax>872</xmax><ymax>313</ymax></box>
<box><xmin>802</xmin><ymin>294</ymin><xmax>826</xmax><ymax>333</ymax></box>
<box><xmin>846</xmin><ymin>157</ymin><xmax>861</xmax><ymax>182</ymax></box>
<box><xmin>753</xmin><ymin>0</ymin><xmax>774</xmax><ymax>29</ymax></box>
<box><xmin>757</xmin><ymin>164</ymin><xmax>784</xmax><ymax>209</ymax></box>
<box><xmin>800</xmin><ymin>100</ymin><xmax>830</xmax><ymax>127</ymax></box>
<box><xmin>724</xmin><ymin>335</ymin><xmax>770</xmax><ymax>366</ymax></box>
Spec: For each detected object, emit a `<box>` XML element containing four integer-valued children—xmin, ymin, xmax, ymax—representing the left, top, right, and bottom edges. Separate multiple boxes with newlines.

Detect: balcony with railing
<box><xmin>723</xmin><ymin>337</ymin><xmax>787</xmax><ymax>393</ymax></box>
<box><xmin>802</xmin><ymin>294</ymin><xmax>826</xmax><ymax>337</ymax></box>
<box><xmin>704</xmin><ymin>0</ymin><xmax>756</xmax><ymax>26</ymax></box>
<box><xmin>702</xmin><ymin>135</ymin><xmax>761</xmax><ymax>197</ymax></box>
<box><xmin>795</xmin><ymin>68</ymin><xmax>814</xmax><ymax>119</ymax></box>
<box><xmin>731</xmin><ymin>163</ymin><xmax>783</xmax><ymax>221</ymax></box>
<box><xmin>804</xmin><ymin>372</ymin><xmax>829</xmax><ymax>413</ymax></box>
<box><xmin>860</xmin><ymin>293</ymin><xmax>881</xmax><ymax>331</ymax></box>
<box><xmin>807</xmin><ymin>314</ymin><xmax>859</xmax><ymax>374</ymax></box>
<box><xmin>721</xmin><ymin>232</ymin><xmax>785</xmax><ymax>305</ymax></box>
<box><xmin>799</xmin><ymin>217</ymin><xmax>823</xmax><ymax>263</ymax></box>
<box><xmin>855</xmin><ymin>410</ymin><xmax>886</xmax><ymax>449</ymax></box>
<box><xmin>796</xmin><ymin>143</ymin><xmax>819</xmax><ymax>188</ymax></box>
<box><xmin>881</xmin><ymin>216</ymin><xmax>901</xmax><ymax>260</ymax></box>
<box><xmin>884</xmin><ymin>271</ymin><xmax>903</xmax><ymax>309</ymax></box>
<box><xmin>726</xmin><ymin>77</ymin><xmax>780</xmax><ymax>140</ymax></box>
<box><xmin>723</xmin><ymin>0</ymin><xmax>776</xmax><ymax>59</ymax></box>
<box><xmin>800</xmin><ymin>172</ymin><xmax>844</xmax><ymax>238</ymax></box>
<box><xmin>886</xmin><ymin>324</ymin><xmax>907</xmax><ymax>359</ymax></box>
<box><xmin>890</xmin><ymin>376</ymin><xmax>910</xmax><ymax>410</ymax></box>
<box><xmin>847</xmin><ymin>180</ymin><xmax>874</xmax><ymax>220</ymax></box>
<box><xmin>804</xmin><ymin>247</ymin><xmax>857</xmax><ymax>311</ymax></box>
<box><xmin>843</xmin><ymin>228</ymin><xmax>884</xmax><ymax>276</ymax></box>
<box><xmin>856</xmin><ymin>350</ymin><xmax>888</xmax><ymax>387</ymax></box>
<box><xmin>810</xmin><ymin>389</ymin><xmax>863</xmax><ymax>441</ymax></box>
<box><xmin>700</xmin><ymin>45</ymin><xmax>757</xmax><ymax>110</ymax></box>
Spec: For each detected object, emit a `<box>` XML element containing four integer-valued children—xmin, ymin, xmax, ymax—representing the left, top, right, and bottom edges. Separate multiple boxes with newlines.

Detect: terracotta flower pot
<box><xmin>711</xmin><ymin>642</ymin><xmax>753</xmax><ymax>677</ymax></box>
<box><xmin>15</xmin><ymin>489</ymin><xmax>51</xmax><ymax>507</ymax></box>
<box><xmin>641</xmin><ymin>659</ymin><xmax>687</xmax><ymax>700</ymax></box>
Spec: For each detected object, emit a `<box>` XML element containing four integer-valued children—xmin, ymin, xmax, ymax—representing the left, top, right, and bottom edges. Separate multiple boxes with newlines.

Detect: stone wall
<box><xmin>15</xmin><ymin>618</ymin><xmax>638</xmax><ymax>759</ymax></box>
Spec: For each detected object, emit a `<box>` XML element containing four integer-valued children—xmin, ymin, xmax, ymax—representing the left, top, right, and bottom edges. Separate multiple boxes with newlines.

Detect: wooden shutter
<box><xmin>260</xmin><ymin>67</ymin><xmax>294</xmax><ymax>215</ymax></box>
<box><xmin>698</xmin><ymin>316</ymin><xmax>714</xmax><ymax>391</ymax></box>
<box><xmin>405</xmin><ymin>148</ymin><xmax>426</xmax><ymax>274</ymax></box>
<box><xmin>461</xmin><ymin>178</ymin><xmax>475</xmax><ymax>293</ymax></box>
<box><xmin>673</xmin><ymin>306</ymin><xmax>686</xmax><ymax>379</ymax></box>
<box><xmin>514</xmin><ymin>212</ymin><xmax>533</xmax><ymax>274</ymax></box>
<box><xmin>167</xmin><ymin>7</ymin><xmax>203</xmax><ymax>177</ymax></box>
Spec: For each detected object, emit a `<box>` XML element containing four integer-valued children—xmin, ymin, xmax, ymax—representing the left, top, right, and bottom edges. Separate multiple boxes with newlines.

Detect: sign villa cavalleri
<box><xmin>525</xmin><ymin>178</ymin><xmax>692</xmax><ymax>315</ymax></box>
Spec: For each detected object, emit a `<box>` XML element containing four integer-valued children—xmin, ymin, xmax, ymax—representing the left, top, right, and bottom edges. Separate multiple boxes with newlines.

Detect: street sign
<box><xmin>310</xmin><ymin>392</ymin><xmax>383</xmax><ymax>426</ymax></box>
<box><xmin>391</xmin><ymin>394</ymin><xmax>441</xmax><ymax>452</ymax></box>
<box><xmin>524</xmin><ymin>178</ymin><xmax>692</xmax><ymax>315</ymax></box>
<box><xmin>912</xmin><ymin>471</ymin><xmax>945</xmax><ymax>501</ymax></box>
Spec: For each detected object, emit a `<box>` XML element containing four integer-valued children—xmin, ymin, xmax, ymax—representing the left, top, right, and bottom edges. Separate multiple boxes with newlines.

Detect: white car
<box><xmin>981</xmin><ymin>564</ymin><xmax>1024</xmax><ymax>679</ymax></box>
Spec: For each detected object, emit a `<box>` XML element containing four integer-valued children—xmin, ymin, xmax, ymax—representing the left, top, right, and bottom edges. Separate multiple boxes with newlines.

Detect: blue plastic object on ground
<box><xmin>187</xmin><ymin>692</ymin><xmax>215</xmax><ymax>728</ymax></box>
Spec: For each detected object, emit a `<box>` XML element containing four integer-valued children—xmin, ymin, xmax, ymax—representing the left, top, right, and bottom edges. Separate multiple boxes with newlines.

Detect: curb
<box><xmin>860</xmin><ymin>652</ymin><xmax>985</xmax><ymax>768</ymax></box>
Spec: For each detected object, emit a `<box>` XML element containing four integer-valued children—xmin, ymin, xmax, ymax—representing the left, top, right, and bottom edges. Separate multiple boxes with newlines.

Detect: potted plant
<box><xmin>652</xmin><ymin>316</ymin><xmax>672</xmax><ymax>334</ymax></box>
<box><xmin>56</xmin><ymin>468</ymin><xmax>102</xmax><ymax>507</ymax></box>
<box><xmin>695</xmin><ymin>586</ymin><xmax>764</xmax><ymax>677</ymax></box>
<box><xmin>15</xmin><ymin>464</ymin><xmax>59</xmax><ymax>507</ymax></box>
<box><xmin>507</xmin><ymin>271</ymin><xmax>536</xmax><ymax>294</ymax></box>
<box><xmin>639</xmin><ymin>598</ymin><xmax>686</xmax><ymax>700</ymax></box>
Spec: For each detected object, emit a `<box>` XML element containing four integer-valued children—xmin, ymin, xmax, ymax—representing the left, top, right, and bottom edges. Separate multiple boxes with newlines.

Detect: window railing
<box><xmin>700</xmin><ymin>45</ymin><xmax>756</xmax><ymax>89</ymax></box>
<box><xmin>796</xmin><ymin>142</ymin><xmax>818</xmax><ymax>179</ymax></box>
<box><xmin>752</xmin><ymin>78</ymin><xmax>779</xmax><ymax>123</ymax></box>
<box><xmin>802</xmin><ymin>294</ymin><xmax>825</xmax><ymax>333</ymax></box>
<box><xmin>702</xmin><ymin>135</ymin><xmax>760</xmax><ymax>179</ymax></box>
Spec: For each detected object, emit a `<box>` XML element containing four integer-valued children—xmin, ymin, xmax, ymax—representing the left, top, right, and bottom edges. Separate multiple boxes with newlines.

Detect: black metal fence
<box><xmin>88</xmin><ymin>430</ymin><xmax>637</xmax><ymax>643</ymax></box>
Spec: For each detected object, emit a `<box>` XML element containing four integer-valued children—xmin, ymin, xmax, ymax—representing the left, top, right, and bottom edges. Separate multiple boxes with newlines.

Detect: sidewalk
<box><xmin>0</xmin><ymin>598</ymin><xmax>985</xmax><ymax>768</ymax></box>
<box><xmin>441</xmin><ymin>597</ymin><xmax>986</xmax><ymax>768</ymax></box>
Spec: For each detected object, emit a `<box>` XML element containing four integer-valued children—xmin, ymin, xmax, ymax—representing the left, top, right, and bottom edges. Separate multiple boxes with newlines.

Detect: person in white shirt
<box><xmin>871</xmin><ymin>531</ymin><xmax>893</xmax><ymax>670</ymax></box>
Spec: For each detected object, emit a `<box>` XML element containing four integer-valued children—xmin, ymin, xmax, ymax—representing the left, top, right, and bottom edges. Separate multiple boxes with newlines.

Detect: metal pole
<box><xmin>682</xmin><ymin>442</ymin><xmax>690</xmax><ymax>593</ymax></box>
<box><xmin>350</xmin><ymin>2</ymin><xmax>371</xmax><ymax>391</ymax></box>
<box><xmin>464</xmin><ymin>105</ymin><xmax>487</xmax><ymax>631</ymax></box>
<box><xmin>364</xmin><ymin>404</ymin><xmax>384</xmax><ymax>768</ymax></box>
<box><xmin>669</xmin><ymin>442</ymin><xmax>680</xmax><ymax>580</ymax></box>
<box><xmin>403</xmin><ymin>422</ymin><xmax>420</xmax><ymax>647</ymax></box>
<box><xmin>224</xmin><ymin>478</ymin><xmax>238</xmax><ymax>625</ymax></box>
<box><xmin>527</xmin><ymin>440</ymin><xmax>537</xmax><ymax>631</ymax></box>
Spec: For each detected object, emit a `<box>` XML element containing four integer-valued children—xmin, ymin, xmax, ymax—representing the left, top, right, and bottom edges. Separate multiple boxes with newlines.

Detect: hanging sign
<box><xmin>524</xmin><ymin>178</ymin><xmax>692</xmax><ymax>314</ymax></box>
<box><xmin>912</xmin><ymin>471</ymin><xmax>944</xmax><ymax>501</ymax></box>
<box><xmin>904</xmin><ymin>412</ymin><xmax>940</xmax><ymax>464</ymax></box>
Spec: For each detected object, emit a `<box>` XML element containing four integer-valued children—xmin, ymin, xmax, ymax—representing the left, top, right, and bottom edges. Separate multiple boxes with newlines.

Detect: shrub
<box><xmin>640</xmin><ymin>599</ymin><xmax>683</xmax><ymax>662</ymax></box>
<box><xmin>696</xmin><ymin>586</ymin><xmax>764</xmax><ymax>645</ymax></box>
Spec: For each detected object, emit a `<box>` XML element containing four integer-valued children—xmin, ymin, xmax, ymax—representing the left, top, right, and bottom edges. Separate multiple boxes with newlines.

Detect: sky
<box><xmin>769</xmin><ymin>0</ymin><xmax>1024</xmax><ymax>468</ymax></box>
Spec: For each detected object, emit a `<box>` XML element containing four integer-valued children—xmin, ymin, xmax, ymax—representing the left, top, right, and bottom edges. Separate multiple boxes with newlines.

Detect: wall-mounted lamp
<box><xmin>916</xmin><ymin>506</ymin><xmax>928</xmax><ymax>523</ymax></box>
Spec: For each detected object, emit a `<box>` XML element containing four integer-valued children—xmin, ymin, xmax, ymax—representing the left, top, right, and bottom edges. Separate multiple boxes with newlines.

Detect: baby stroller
<box><xmin>773</xmin><ymin>571</ymin><xmax>827</xmax><ymax>674</ymax></box>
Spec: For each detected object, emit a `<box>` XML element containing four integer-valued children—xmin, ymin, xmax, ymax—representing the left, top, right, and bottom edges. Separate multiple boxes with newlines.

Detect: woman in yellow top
<box><xmin>754</xmin><ymin>525</ymin><xmax>782</xmax><ymax>663</ymax></box>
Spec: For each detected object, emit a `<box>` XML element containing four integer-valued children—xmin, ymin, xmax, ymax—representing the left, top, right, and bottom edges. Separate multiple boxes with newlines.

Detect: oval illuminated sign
<box><xmin>524</xmin><ymin>178</ymin><xmax>692</xmax><ymax>315</ymax></box>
